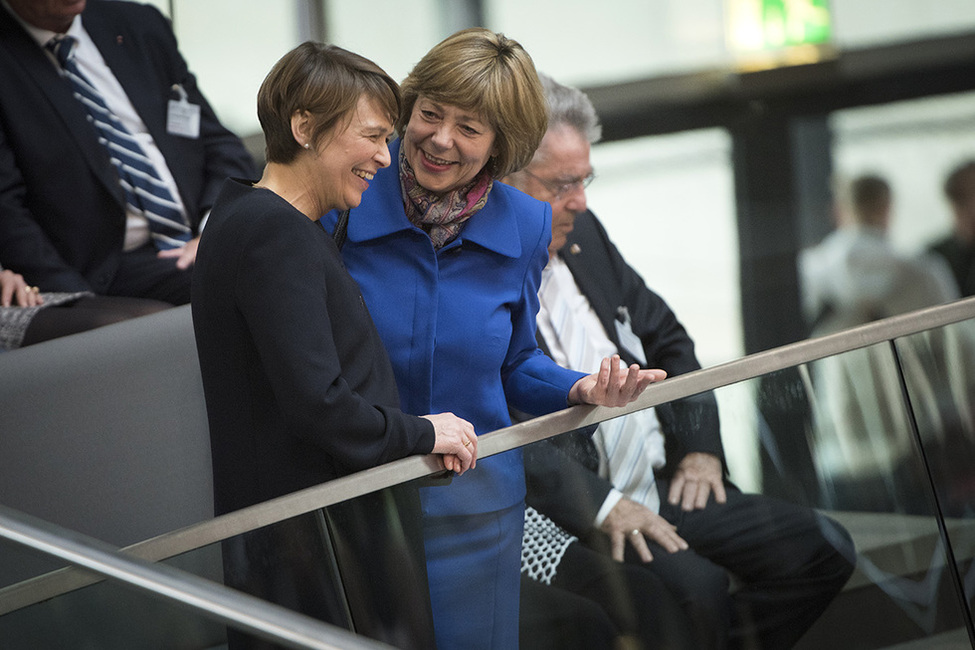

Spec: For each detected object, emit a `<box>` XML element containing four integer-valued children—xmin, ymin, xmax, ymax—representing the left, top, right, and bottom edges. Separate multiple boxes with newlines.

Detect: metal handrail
<box><xmin>2</xmin><ymin>296</ymin><xmax>974</xmax><ymax>618</ymax></box>
<box><xmin>0</xmin><ymin>505</ymin><xmax>391</xmax><ymax>649</ymax></box>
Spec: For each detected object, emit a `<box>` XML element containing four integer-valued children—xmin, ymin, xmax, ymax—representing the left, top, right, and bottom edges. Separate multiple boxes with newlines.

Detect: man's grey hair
<box><xmin>538</xmin><ymin>72</ymin><xmax>602</xmax><ymax>145</ymax></box>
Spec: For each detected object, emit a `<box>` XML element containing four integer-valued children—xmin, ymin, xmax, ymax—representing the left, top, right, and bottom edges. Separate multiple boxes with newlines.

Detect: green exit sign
<box><xmin>728</xmin><ymin>0</ymin><xmax>832</xmax><ymax>52</ymax></box>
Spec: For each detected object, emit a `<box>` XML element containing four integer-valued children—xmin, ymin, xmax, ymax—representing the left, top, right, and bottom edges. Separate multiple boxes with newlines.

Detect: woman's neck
<box><xmin>256</xmin><ymin>161</ymin><xmax>326</xmax><ymax>220</ymax></box>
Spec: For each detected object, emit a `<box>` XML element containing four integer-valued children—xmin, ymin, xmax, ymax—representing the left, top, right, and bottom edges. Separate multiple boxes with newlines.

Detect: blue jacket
<box><xmin>323</xmin><ymin>140</ymin><xmax>585</xmax><ymax>517</ymax></box>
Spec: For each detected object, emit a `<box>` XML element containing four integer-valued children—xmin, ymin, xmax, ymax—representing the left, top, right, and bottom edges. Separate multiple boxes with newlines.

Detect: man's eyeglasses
<box><xmin>523</xmin><ymin>169</ymin><xmax>595</xmax><ymax>200</ymax></box>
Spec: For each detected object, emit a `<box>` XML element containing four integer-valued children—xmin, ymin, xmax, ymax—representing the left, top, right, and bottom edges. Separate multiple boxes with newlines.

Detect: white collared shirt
<box><xmin>537</xmin><ymin>254</ymin><xmax>667</xmax><ymax>521</ymax></box>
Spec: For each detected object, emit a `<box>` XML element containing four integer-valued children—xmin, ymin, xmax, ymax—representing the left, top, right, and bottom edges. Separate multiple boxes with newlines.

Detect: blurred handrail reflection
<box><xmin>2</xmin><ymin>296</ymin><xmax>974</xmax><ymax>617</ymax></box>
<box><xmin>0</xmin><ymin>505</ymin><xmax>392</xmax><ymax>650</ymax></box>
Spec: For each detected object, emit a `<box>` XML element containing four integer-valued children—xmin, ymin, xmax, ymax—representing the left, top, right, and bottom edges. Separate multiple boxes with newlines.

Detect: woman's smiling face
<box><xmin>401</xmin><ymin>96</ymin><xmax>497</xmax><ymax>194</ymax></box>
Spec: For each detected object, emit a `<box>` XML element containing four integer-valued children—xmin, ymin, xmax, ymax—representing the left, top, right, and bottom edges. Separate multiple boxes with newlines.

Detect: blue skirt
<box><xmin>422</xmin><ymin>502</ymin><xmax>525</xmax><ymax>649</ymax></box>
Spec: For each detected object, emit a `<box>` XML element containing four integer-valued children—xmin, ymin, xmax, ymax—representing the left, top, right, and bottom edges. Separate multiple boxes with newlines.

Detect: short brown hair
<box><xmin>397</xmin><ymin>28</ymin><xmax>547</xmax><ymax>178</ymax></box>
<box><xmin>944</xmin><ymin>160</ymin><xmax>975</xmax><ymax>205</ymax></box>
<box><xmin>258</xmin><ymin>42</ymin><xmax>400</xmax><ymax>164</ymax></box>
<box><xmin>850</xmin><ymin>174</ymin><xmax>891</xmax><ymax>227</ymax></box>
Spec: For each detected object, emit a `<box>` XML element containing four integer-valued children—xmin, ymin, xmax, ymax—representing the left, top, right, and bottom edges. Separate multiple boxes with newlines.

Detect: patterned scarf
<box><xmin>400</xmin><ymin>147</ymin><xmax>493</xmax><ymax>248</ymax></box>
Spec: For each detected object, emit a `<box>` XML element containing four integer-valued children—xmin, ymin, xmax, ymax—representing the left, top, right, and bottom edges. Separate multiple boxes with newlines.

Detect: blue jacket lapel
<box><xmin>347</xmin><ymin>139</ymin><xmax>522</xmax><ymax>259</ymax></box>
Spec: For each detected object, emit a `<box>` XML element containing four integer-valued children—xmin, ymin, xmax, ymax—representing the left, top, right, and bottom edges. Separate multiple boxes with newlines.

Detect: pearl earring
<box><xmin>303</xmin><ymin>143</ymin><xmax>311</xmax><ymax>149</ymax></box>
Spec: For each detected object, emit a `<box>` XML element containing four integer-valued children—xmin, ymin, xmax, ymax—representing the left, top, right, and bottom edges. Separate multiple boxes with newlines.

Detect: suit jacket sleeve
<box><xmin>575</xmin><ymin>210</ymin><xmax>726</xmax><ymax>471</ymax></box>
<box><xmin>0</xmin><ymin>1</ymin><xmax>255</xmax><ymax>291</ymax></box>
<box><xmin>0</xmin><ymin>123</ymin><xmax>92</xmax><ymax>290</ymax></box>
<box><xmin>232</xmin><ymin>211</ymin><xmax>434</xmax><ymax>469</ymax></box>
<box><xmin>0</xmin><ymin>5</ymin><xmax>96</xmax><ymax>291</ymax></box>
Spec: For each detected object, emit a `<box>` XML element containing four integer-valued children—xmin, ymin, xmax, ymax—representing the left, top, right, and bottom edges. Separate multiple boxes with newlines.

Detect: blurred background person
<box><xmin>929</xmin><ymin>159</ymin><xmax>975</xmax><ymax>297</ymax></box>
<box><xmin>800</xmin><ymin>173</ymin><xmax>957</xmax><ymax>337</ymax></box>
<box><xmin>801</xmin><ymin>174</ymin><xmax>974</xmax><ymax>515</ymax></box>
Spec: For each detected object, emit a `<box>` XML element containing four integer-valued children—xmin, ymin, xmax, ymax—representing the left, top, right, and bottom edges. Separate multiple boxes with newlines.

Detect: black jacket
<box><xmin>0</xmin><ymin>0</ymin><xmax>255</xmax><ymax>292</ymax></box>
<box><xmin>524</xmin><ymin>210</ymin><xmax>726</xmax><ymax>536</ymax></box>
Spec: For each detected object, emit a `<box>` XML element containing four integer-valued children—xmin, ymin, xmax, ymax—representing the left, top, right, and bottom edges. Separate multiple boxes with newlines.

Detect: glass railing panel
<box><xmin>730</xmin><ymin>345</ymin><xmax>969</xmax><ymax>648</ymax></box>
<box><xmin>5</xmin><ymin>303</ymin><xmax>975</xmax><ymax>649</ymax></box>
<box><xmin>896</xmin><ymin>318</ymin><xmax>975</xmax><ymax>633</ymax></box>
<box><xmin>0</xmin><ymin>541</ymin><xmax>227</xmax><ymax>649</ymax></box>
<box><xmin>803</xmin><ymin>343</ymin><xmax>940</xmax><ymax>516</ymax></box>
<box><xmin>1</xmin><ymin>544</ymin><xmax>65</xmax><ymax>590</ymax></box>
<box><xmin>0</xmin><ymin>488</ymin><xmax>427</xmax><ymax>649</ymax></box>
<box><xmin>519</xmin><ymin>340</ymin><xmax>972</xmax><ymax>649</ymax></box>
<box><xmin>202</xmin><ymin>483</ymin><xmax>436</xmax><ymax>650</ymax></box>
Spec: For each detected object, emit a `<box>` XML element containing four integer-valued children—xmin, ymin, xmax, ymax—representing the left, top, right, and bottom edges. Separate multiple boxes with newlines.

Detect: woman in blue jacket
<box><xmin>324</xmin><ymin>28</ymin><xmax>663</xmax><ymax>648</ymax></box>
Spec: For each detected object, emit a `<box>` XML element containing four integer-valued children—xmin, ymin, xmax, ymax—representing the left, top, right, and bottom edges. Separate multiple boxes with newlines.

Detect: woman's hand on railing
<box><xmin>424</xmin><ymin>412</ymin><xmax>478</xmax><ymax>475</ymax></box>
<box><xmin>568</xmin><ymin>354</ymin><xmax>666</xmax><ymax>407</ymax></box>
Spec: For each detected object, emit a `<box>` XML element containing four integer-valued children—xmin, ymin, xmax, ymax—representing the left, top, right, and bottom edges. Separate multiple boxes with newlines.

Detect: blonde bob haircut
<box><xmin>397</xmin><ymin>28</ymin><xmax>547</xmax><ymax>179</ymax></box>
<box><xmin>258</xmin><ymin>41</ymin><xmax>400</xmax><ymax>164</ymax></box>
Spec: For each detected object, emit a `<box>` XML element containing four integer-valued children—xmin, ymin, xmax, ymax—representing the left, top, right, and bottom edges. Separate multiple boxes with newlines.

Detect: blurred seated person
<box><xmin>800</xmin><ymin>174</ymin><xmax>957</xmax><ymax>337</ymax></box>
<box><xmin>929</xmin><ymin>160</ymin><xmax>975</xmax><ymax>297</ymax></box>
<box><xmin>1</xmin><ymin>263</ymin><xmax>169</xmax><ymax>350</ymax></box>
<box><xmin>507</xmin><ymin>73</ymin><xmax>856</xmax><ymax>650</ymax></box>
<box><xmin>0</xmin><ymin>0</ymin><xmax>256</xmax><ymax>305</ymax></box>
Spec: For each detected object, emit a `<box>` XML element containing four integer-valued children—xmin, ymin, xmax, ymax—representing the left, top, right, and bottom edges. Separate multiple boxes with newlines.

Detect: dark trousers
<box><xmin>519</xmin><ymin>573</ymin><xmax>619</xmax><ymax>650</ymax></box>
<box><xmin>108</xmin><ymin>243</ymin><xmax>193</xmax><ymax>305</ymax></box>
<box><xmin>520</xmin><ymin>539</ymin><xmax>697</xmax><ymax>649</ymax></box>
<box><xmin>22</xmin><ymin>295</ymin><xmax>171</xmax><ymax>346</ymax></box>
<box><xmin>595</xmin><ymin>482</ymin><xmax>857</xmax><ymax>650</ymax></box>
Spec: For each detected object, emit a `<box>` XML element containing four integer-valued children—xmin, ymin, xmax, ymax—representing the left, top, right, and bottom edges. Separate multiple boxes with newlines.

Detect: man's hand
<box><xmin>157</xmin><ymin>236</ymin><xmax>200</xmax><ymax>270</ymax></box>
<box><xmin>667</xmin><ymin>452</ymin><xmax>726</xmax><ymax>511</ymax></box>
<box><xmin>600</xmin><ymin>497</ymin><xmax>688</xmax><ymax>562</ymax></box>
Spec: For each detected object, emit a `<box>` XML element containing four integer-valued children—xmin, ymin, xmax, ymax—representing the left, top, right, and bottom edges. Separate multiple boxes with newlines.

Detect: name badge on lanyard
<box><xmin>167</xmin><ymin>83</ymin><xmax>200</xmax><ymax>139</ymax></box>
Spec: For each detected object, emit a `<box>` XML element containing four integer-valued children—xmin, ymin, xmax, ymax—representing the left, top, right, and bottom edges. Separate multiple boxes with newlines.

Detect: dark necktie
<box><xmin>46</xmin><ymin>35</ymin><xmax>192</xmax><ymax>250</ymax></box>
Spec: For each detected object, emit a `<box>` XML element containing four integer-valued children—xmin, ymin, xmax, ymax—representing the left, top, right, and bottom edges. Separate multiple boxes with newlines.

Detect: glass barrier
<box><xmin>896</xmin><ymin>319</ymin><xmax>975</xmax><ymax>637</ymax></box>
<box><xmin>3</xmin><ymin>311</ymin><xmax>975</xmax><ymax>649</ymax></box>
<box><xmin>0</xmin><ymin>541</ymin><xmax>226</xmax><ymax>649</ymax></box>
<box><xmin>763</xmin><ymin>339</ymin><xmax>971</xmax><ymax>648</ymax></box>
<box><xmin>0</xmin><ymin>503</ymin><xmax>412</xmax><ymax>649</ymax></box>
<box><xmin>518</xmin><ymin>320</ymin><xmax>975</xmax><ymax>649</ymax></box>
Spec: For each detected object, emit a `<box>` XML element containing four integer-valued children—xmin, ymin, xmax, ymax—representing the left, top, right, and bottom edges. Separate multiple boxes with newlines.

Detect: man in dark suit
<box><xmin>929</xmin><ymin>159</ymin><xmax>975</xmax><ymax>298</ymax></box>
<box><xmin>0</xmin><ymin>0</ymin><xmax>256</xmax><ymax>305</ymax></box>
<box><xmin>506</xmin><ymin>74</ymin><xmax>856</xmax><ymax>649</ymax></box>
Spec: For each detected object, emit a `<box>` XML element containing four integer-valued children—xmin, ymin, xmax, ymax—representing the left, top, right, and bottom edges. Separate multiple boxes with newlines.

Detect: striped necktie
<box><xmin>46</xmin><ymin>35</ymin><xmax>192</xmax><ymax>250</ymax></box>
<box><xmin>595</xmin><ymin>411</ymin><xmax>663</xmax><ymax>513</ymax></box>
